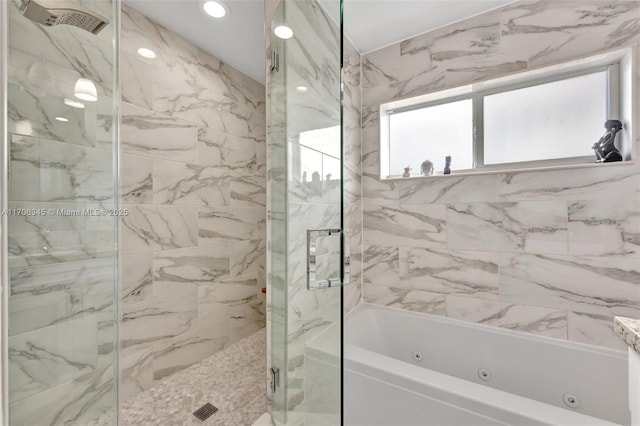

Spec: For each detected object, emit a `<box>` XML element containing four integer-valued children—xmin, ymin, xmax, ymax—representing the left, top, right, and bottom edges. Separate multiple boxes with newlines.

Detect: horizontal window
<box><xmin>380</xmin><ymin>51</ymin><xmax>632</xmax><ymax>179</ymax></box>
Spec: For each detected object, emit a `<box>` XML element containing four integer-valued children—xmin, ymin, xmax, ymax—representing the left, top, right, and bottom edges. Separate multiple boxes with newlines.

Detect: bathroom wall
<box><xmin>119</xmin><ymin>6</ymin><xmax>266</xmax><ymax>400</ymax></box>
<box><xmin>5</xmin><ymin>0</ymin><xmax>119</xmax><ymax>423</ymax></box>
<box><xmin>361</xmin><ymin>0</ymin><xmax>640</xmax><ymax>351</ymax></box>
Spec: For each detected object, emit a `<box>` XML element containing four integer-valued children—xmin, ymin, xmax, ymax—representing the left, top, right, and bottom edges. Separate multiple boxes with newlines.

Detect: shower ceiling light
<box><xmin>55</xmin><ymin>116</ymin><xmax>69</xmax><ymax>122</ymax></box>
<box><xmin>64</xmin><ymin>98</ymin><xmax>85</xmax><ymax>109</ymax></box>
<box><xmin>74</xmin><ymin>77</ymin><xmax>98</xmax><ymax>102</ymax></box>
<box><xmin>137</xmin><ymin>47</ymin><xmax>156</xmax><ymax>59</ymax></box>
<box><xmin>296</xmin><ymin>86</ymin><xmax>308</xmax><ymax>93</ymax></box>
<box><xmin>274</xmin><ymin>25</ymin><xmax>294</xmax><ymax>39</ymax></box>
<box><xmin>202</xmin><ymin>0</ymin><xmax>229</xmax><ymax>18</ymax></box>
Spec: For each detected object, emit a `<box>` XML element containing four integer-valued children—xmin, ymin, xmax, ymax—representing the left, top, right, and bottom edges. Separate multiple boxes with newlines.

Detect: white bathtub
<box><xmin>344</xmin><ymin>304</ymin><xmax>630</xmax><ymax>426</ymax></box>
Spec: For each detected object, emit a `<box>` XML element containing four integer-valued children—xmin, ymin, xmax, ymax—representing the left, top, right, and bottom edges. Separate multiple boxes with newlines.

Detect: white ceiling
<box><xmin>123</xmin><ymin>0</ymin><xmax>514</xmax><ymax>84</ymax></box>
<box><xmin>341</xmin><ymin>0</ymin><xmax>514</xmax><ymax>54</ymax></box>
<box><xmin>123</xmin><ymin>0</ymin><xmax>266</xmax><ymax>82</ymax></box>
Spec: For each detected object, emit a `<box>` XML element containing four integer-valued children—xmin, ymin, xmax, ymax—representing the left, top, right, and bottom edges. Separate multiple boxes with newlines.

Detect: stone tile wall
<box><xmin>119</xmin><ymin>5</ymin><xmax>266</xmax><ymax>400</ymax></box>
<box><xmin>361</xmin><ymin>0</ymin><xmax>640</xmax><ymax>351</ymax></box>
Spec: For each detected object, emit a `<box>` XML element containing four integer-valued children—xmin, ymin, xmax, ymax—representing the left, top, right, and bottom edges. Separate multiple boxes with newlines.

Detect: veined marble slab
<box><xmin>568</xmin><ymin>197</ymin><xmax>640</xmax><ymax>257</ymax></box>
<box><xmin>153</xmin><ymin>159</ymin><xmax>230</xmax><ymax>206</ymax></box>
<box><xmin>121</xmin><ymin>204</ymin><xmax>198</xmax><ymax>253</ymax></box>
<box><xmin>364</xmin><ymin>203</ymin><xmax>446</xmax><ymax>249</ymax></box>
<box><xmin>121</xmin><ymin>153</ymin><xmax>153</xmax><ymax>204</ymax></box>
<box><xmin>445</xmin><ymin>295</ymin><xmax>567</xmax><ymax>339</ymax></box>
<box><xmin>121</xmin><ymin>253</ymin><xmax>153</xmax><ymax>306</ymax></box>
<box><xmin>153</xmin><ymin>244</ymin><xmax>230</xmax><ymax>295</ymax></box>
<box><xmin>399</xmin><ymin>247</ymin><xmax>500</xmax><ymax>298</ymax></box>
<box><xmin>9</xmin><ymin>316</ymin><xmax>98</xmax><ymax>403</ymax></box>
<box><xmin>501</xmin><ymin>253</ymin><xmax>640</xmax><ymax>318</ymax></box>
<box><xmin>121</xmin><ymin>288</ymin><xmax>198</xmax><ymax>357</ymax></box>
<box><xmin>447</xmin><ymin>201</ymin><xmax>568</xmax><ymax>254</ymax></box>
<box><xmin>120</xmin><ymin>102</ymin><xmax>198</xmax><ymax>163</ymax></box>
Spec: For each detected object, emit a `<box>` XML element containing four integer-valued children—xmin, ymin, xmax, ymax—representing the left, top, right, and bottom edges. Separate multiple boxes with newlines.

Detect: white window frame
<box><xmin>379</xmin><ymin>49</ymin><xmax>634</xmax><ymax>179</ymax></box>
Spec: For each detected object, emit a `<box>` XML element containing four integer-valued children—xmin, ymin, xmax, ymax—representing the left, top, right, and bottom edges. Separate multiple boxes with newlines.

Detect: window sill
<box><xmin>381</xmin><ymin>159</ymin><xmax>636</xmax><ymax>182</ymax></box>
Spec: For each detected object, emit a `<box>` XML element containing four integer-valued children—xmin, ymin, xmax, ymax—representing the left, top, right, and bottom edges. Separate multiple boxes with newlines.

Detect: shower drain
<box><xmin>193</xmin><ymin>403</ymin><xmax>218</xmax><ymax>422</ymax></box>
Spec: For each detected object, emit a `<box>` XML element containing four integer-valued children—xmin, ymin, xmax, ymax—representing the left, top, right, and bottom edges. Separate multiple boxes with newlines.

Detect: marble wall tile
<box><xmin>445</xmin><ymin>295</ymin><xmax>568</xmax><ymax>339</ymax></box>
<box><xmin>198</xmin><ymin>127</ymin><xmax>258</xmax><ymax>170</ymax></box>
<box><xmin>8</xmin><ymin>201</ymin><xmax>116</xmax><ymax>268</ymax></box>
<box><xmin>121</xmin><ymin>348</ymin><xmax>154</xmax><ymax>402</ymax></box>
<box><xmin>38</xmin><ymin>137</ymin><xmax>114</xmax><ymax>203</ymax></box>
<box><xmin>120</xmin><ymin>102</ymin><xmax>198</xmax><ymax>162</ymax></box>
<box><xmin>230</xmin><ymin>239</ymin><xmax>263</xmax><ymax>278</ymax></box>
<box><xmin>198</xmin><ymin>207</ymin><xmax>263</xmax><ymax>243</ymax></box>
<box><xmin>500</xmin><ymin>1</ymin><xmax>640</xmax><ymax>68</ymax></box>
<box><xmin>121</xmin><ymin>288</ymin><xmax>198</xmax><ymax>357</ymax></box>
<box><xmin>152</xmin><ymin>322</ymin><xmax>228</xmax><ymax>381</ymax></box>
<box><xmin>9</xmin><ymin>365</ymin><xmax>115</xmax><ymax>426</ymax></box>
<box><xmin>122</xmin><ymin>51</ymin><xmax>154</xmax><ymax>109</ymax></box>
<box><xmin>121</xmin><ymin>253</ymin><xmax>153</xmax><ymax>306</ymax></box>
<box><xmin>397</xmin><ymin>174</ymin><xmax>501</xmax><ymax>205</ymax></box>
<box><xmin>121</xmin><ymin>205</ymin><xmax>198</xmax><ymax>253</ymax></box>
<box><xmin>446</xmin><ymin>201</ymin><xmax>568</xmax><ymax>254</ymax></box>
<box><xmin>498</xmin><ymin>165</ymin><xmax>640</xmax><ymax>201</ymax></box>
<box><xmin>567</xmin><ymin>311</ymin><xmax>628</xmax><ymax>352</ymax></box>
<box><xmin>121</xmin><ymin>6</ymin><xmax>199</xmax><ymax>71</ymax></box>
<box><xmin>9</xmin><ymin>277</ymin><xmax>112</xmax><ymax>337</ymax></box>
<box><xmin>568</xmin><ymin>197</ymin><xmax>640</xmax><ymax>257</ymax></box>
<box><xmin>360</xmin><ymin>0</ymin><xmax>640</xmax><ymax>352</ymax></box>
<box><xmin>152</xmin><ymin>62</ymin><xmax>233</xmax><ymax>132</ymax></box>
<box><xmin>362</xmin><ymin>45</ymin><xmax>402</xmax><ymax>89</ymax></box>
<box><xmin>364</xmin><ymin>283</ymin><xmax>447</xmax><ymax>316</ymax></box>
<box><xmin>9</xmin><ymin>134</ymin><xmax>40</xmax><ymax>201</ymax></box>
<box><xmin>121</xmin><ymin>154</ymin><xmax>153</xmax><ymax>204</ymax></box>
<box><xmin>399</xmin><ymin>247</ymin><xmax>500</xmax><ymax>298</ymax></box>
<box><xmin>152</xmin><ymin>244</ymin><xmax>230</xmax><ymax>295</ymax></box>
<box><xmin>500</xmin><ymin>253</ymin><xmax>640</xmax><ymax>318</ymax></box>
<box><xmin>152</xmin><ymin>159</ymin><xmax>230</xmax><ymax>206</ymax></box>
<box><xmin>363</xmin><ymin>245</ymin><xmax>400</xmax><ymax>287</ymax></box>
<box><xmin>230</xmin><ymin>175</ymin><xmax>266</xmax><ymax>208</ymax></box>
<box><xmin>364</xmin><ymin>203</ymin><xmax>446</xmax><ymax>248</ymax></box>
<box><xmin>9</xmin><ymin>316</ymin><xmax>98</xmax><ymax>403</ymax></box>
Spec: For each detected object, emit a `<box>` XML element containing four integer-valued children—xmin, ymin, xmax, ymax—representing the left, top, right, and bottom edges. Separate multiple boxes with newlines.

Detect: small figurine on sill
<box><xmin>444</xmin><ymin>155</ymin><xmax>452</xmax><ymax>175</ymax></box>
<box><xmin>420</xmin><ymin>160</ymin><xmax>434</xmax><ymax>176</ymax></box>
<box><xmin>402</xmin><ymin>166</ymin><xmax>412</xmax><ymax>177</ymax></box>
<box><xmin>592</xmin><ymin>120</ymin><xmax>623</xmax><ymax>163</ymax></box>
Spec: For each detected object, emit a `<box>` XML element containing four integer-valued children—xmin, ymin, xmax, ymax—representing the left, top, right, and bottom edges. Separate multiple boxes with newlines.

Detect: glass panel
<box><xmin>268</xmin><ymin>0</ymin><xmax>343</xmax><ymax>423</ymax></box>
<box><xmin>389</xmin><ymin>99</ymin><xmax>473</xmax><ymax>176</ymax></box>
<box><xmin>484</xmin><ymin>71</ymin><xmax>607</xmax><ymax>165</ymax></box>
<box><xmin>4</xmin><ymin>0</ymin><xmax>119</xmax><ymax>424</ymax></box>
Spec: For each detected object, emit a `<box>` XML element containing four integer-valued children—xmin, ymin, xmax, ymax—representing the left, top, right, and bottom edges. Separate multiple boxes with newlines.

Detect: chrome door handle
<box><xmin>307</xmin><ymin>229</ymin><xmax>350</xmax><ymax>290</ymax></box>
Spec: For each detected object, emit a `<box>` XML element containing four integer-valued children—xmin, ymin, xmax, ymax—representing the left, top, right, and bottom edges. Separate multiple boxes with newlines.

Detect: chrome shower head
<box><xmin>20</xmin><ymin>0</ymin><xmax>110</xmax><ymax>35</ymax></box>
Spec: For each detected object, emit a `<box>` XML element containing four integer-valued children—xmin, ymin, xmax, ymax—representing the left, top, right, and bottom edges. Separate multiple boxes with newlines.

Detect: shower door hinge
<box><xmin>270</xmin><ymin>367</ymin><xmax>280</xmax><ymax>393</ymax></box>
<box><xmin>270</xmin><ymin>48</ymin><xmax>280</xmax><ymax>72</ymax></box>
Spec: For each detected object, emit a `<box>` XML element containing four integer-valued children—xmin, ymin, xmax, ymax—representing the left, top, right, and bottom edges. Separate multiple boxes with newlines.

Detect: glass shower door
<box><xmin>3</xmin><ymin>0</ymin><xmax>120</xmax><ymax>424</ymax></box>
<box><xmin>268</xmin><ymin>0</ymin><xmax>344</xmax><ymax>423</ymax></box>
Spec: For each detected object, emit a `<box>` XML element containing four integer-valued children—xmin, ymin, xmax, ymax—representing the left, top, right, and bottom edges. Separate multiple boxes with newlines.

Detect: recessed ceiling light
<box><xmin>55</xmin><ymin>116</ymin><xmax>69</xmax><ymax>122</ymax></box>
<box><xmin>74</xmin><ymin>77</ymin><xmax>98</xmax><ymax>102</ymax></box>
<box><xmin>201</xmin><ymin>0</ymin><xmax>229</xmax><ymax>18</ymax></box>
<box><xmin>137</xmin><ymin>47</ymin><xmax>156</xmax><ymax>59</ymax></box>
<box><xmin>64</xmin><ymin>98</ymin><xmax>85</xmax><ymax>109</ymax></box>
<box><xmin>274</xmin><ymin>25</ymin><xmax>294</xmax><ymax>40</ymax></box>
<box><xmin>296</xmin><ymin>86</ymin><xmax>308</xmax><ymax>93</ymax></box>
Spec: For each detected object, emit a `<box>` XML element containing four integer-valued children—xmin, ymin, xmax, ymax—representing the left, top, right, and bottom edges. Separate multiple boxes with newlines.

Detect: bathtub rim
<box><xmin>346</xmin><ymin>302</ymin><xmax>628</xmax><ymax>360</ymax></box>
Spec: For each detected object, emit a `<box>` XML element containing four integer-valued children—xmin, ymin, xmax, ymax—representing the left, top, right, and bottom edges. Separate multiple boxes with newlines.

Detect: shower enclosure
<box><xmin>267</xmin><ymin>0</ymin><xmax>352</xmax><ymax>424</ymax></box>
<box><xmin>2</xmin><ymin>0</ymin><xmax>120</xmax><ymax>423</ymax></box>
